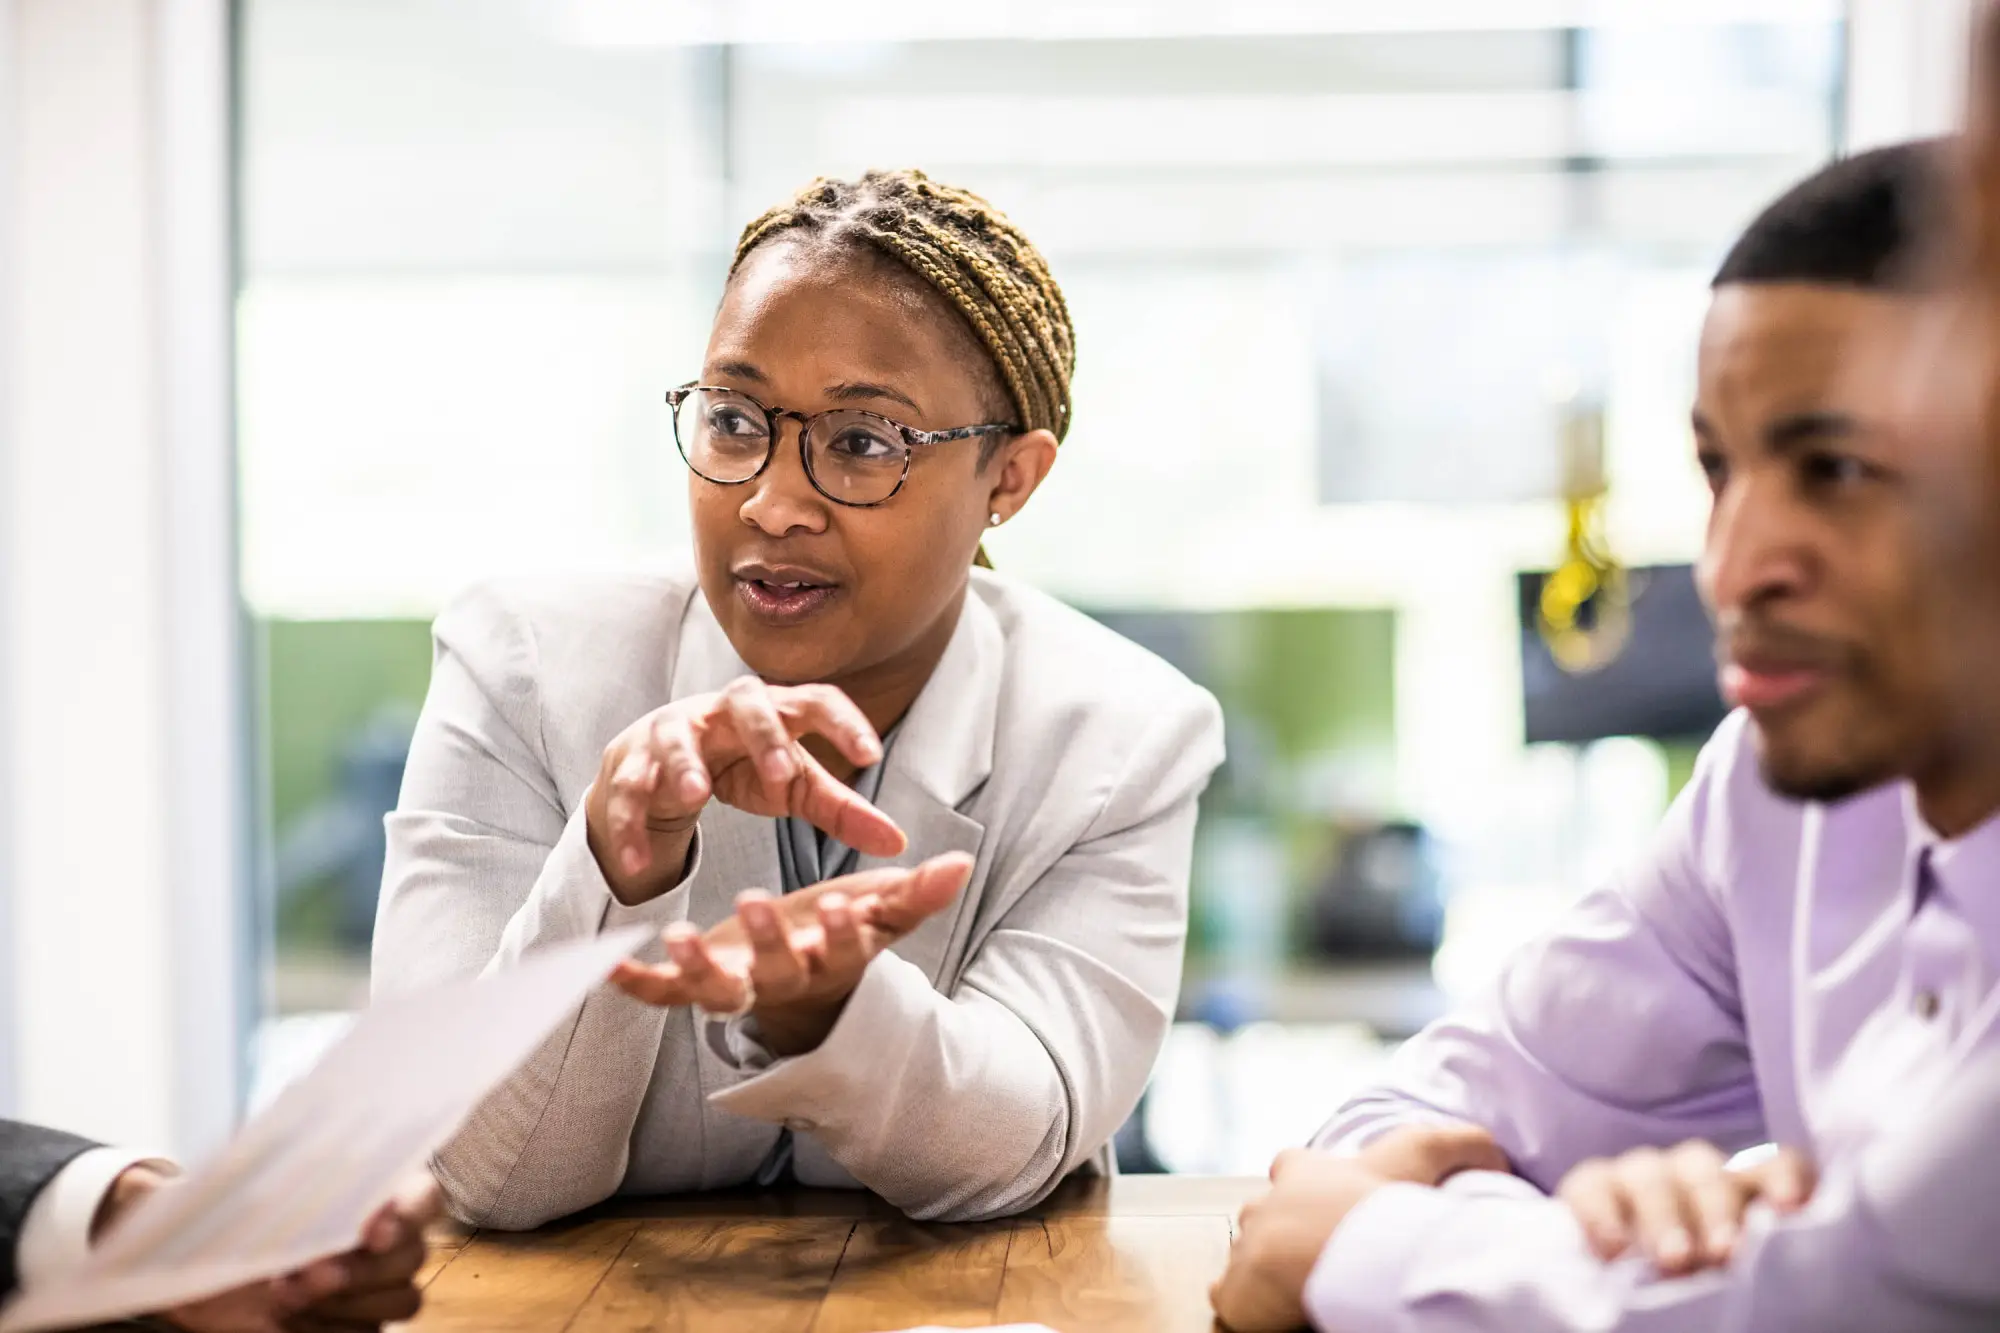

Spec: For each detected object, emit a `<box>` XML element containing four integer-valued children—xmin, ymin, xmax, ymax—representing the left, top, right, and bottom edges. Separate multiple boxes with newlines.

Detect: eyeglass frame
<box><xmin>665</xmin><ymin>382</ymin><xmax>1022</xmax><ymax>508</ymax></box>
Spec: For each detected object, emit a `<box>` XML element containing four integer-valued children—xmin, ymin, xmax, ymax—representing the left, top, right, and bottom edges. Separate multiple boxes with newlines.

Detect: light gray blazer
<box><xmin>371</xmin><ymin>566</ymin><xmax>1224</xmax><ymax>1229</ymax></box>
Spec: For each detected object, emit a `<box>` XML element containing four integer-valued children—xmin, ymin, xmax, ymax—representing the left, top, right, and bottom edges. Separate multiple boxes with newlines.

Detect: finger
<box><xmin>392</xmin><ymin>1172</ymin><xmax>445</xmax><ymax>1227</ymax></box>
<box><xmin>297</xmin><ymin>1271</ymin><xmax>424</xmax><ymax>1323</ymax></box>
<box><xmin>817</xmin><ymin>891</ymin><xmax>868</xmax><ymax>981</ymax></box>
<box><xmin>1617</xmin><ymin>1148</ymin><xmax>1699</xmax><ymax>1276</ymax></box>
<box><xmin>1750</xmin><ymin>1147</ymin><xmax>1818</xmax><ymax>1213</ymax></box>
<box><xmin>647</xmin><ymin>709</ymin><xmax>711</xmax><ymax>813</ymax></box>
<box><xmin>788</xmin><ymin>752</ymin><xmax>907</xmax><ymax>857</ymax></box>
<box><xmin>864</xmin><ymin>853</ymin><xmax>974</xmax><ymax>935</ymax></box>
<box><xmin>665</xmin><ymin>922</ymin><xmax>750</xmax><ymax>1012</ymax></box>
<box><xmin>775</xmin><ymin>684</ymin><xmax>884</xmax><ymax>769</ymax></box>
<box><xmin>327</xmin><ymin>1231</ymin><xmax>428</xmax><ymax>1292</ymax></box>
<box><xmin>1417</xmin><ymin>1123</ymin><xmax>1510</xmax><ymax>1182</ymax></box>
<box><xmin>1667</xmin><ymin>1141</ymin><xmax>1742</xmax><ymax>1265</ymax></box>
<box><xmin>609</xmin><ymin>957</ymin><xmax>691</xmax><ymax>1007</ymax></box>
<box><xmin>739</xmin><ymin>891</ymin><xmax>810</xmax><ymax>998</ymax></box>
<box><xmin>1557</xmin><ymin>1160</ymin><xmax>1633</xmax><ymax>1261</ymax></box>
<box><xmin>1268</xmin><ymin>1148</ymin><xmax>1311</xmax><ymax>1183</ymax></box>
<box><xmin>719</xmin><ymin>678</ymin><xmax>799</xmax><ymax>791</ymax></box>
<box><xmin>603</xmin><ymin>746</ymin><xmax>665</xmax><ymax>878</ymax></box>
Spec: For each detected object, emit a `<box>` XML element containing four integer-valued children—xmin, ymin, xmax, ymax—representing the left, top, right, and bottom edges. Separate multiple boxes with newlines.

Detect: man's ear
<box><xmin>985</xmin><ymin>429</ymin><xmax>1060</xmax><ymax>525</ymax></box>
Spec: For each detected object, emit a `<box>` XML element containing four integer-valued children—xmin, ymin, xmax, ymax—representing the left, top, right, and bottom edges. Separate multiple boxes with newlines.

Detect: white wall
<box><xmin>0</xmin><ymin>0</ymin><xmax>247</xmax><ymax>1159</ymax></box>
<box><xmin>1847</xmin><ymin>0</ymin><xmax>1975</xmax><ymax>149</ymax></box>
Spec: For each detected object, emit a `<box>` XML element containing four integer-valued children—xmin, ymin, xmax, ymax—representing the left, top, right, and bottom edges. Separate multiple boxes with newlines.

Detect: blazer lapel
<box><xmin>854</xmin><ymin>589</ymin><xmax>1003</xmax><ymax>986</ymax></box>
<box><xmin>668</xmin><ymin>584</ymin><xmax>1004</xmax><ymax>978</ymax></box>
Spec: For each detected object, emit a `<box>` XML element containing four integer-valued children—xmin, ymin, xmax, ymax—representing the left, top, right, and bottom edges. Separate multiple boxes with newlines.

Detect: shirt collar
<box><xmin>1902</xmin><ymin>783</ymin><xmax>2000</xmax><ymax>956</ymax></box>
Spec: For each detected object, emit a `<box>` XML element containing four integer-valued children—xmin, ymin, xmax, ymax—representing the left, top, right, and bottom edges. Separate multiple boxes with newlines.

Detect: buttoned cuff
<box><xmin>15</xmin><ymin>1148</ymin><xmax>179</xmax><ymax>1290</ymax></box>
<box><xmin>705</xmin><ymin>950</ymin><xmax>936</xmax><ymax>1128</ymax></box>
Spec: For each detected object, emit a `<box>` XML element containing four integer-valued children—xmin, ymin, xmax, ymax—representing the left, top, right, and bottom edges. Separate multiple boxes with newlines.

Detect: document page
<box><xmin>0</xmin><ymin>928</ymin><xmax>648</xmax><ymax>1333</ymax></box>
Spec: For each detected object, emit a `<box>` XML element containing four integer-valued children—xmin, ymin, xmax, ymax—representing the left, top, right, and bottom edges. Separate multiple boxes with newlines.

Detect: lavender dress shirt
<box><xmin>1306</xmin><ymin>710</ymin><xmax>2000</xmax><ymax>1332</ymax></box>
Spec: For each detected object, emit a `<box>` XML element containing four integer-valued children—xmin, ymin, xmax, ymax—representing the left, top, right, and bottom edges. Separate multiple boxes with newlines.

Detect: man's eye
<box><xmin>1802</xmin><ymin>452</ymin><xmax>1874</xmax><ymax>489</ymax></box>
<box><xmin>1697</xmin><ymin>451</ymin><xmax>1729</xmax><ymax>494</ymax></box>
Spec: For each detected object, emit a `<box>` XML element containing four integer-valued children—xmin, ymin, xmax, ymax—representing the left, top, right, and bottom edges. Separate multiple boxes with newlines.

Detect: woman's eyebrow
<box><xmin>826</xmin><ymin>380</ymin><xmax>923</xmax><ymax>413</ymax></box>
<box><xmin>707</xmin><ymin>359</ymin><xmax>768</xmax><ymax>384</ymax></box>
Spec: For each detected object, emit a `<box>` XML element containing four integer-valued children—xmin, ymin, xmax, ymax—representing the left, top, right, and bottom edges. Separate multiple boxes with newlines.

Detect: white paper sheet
<box><xmin>0</xmin><ymin>927</ymin><xmax>649</xmax><ymax>1333</ymax></box>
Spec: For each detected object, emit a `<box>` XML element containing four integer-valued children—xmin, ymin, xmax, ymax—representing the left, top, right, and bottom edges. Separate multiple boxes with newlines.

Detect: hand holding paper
<box><xmin>0</xmin><ymin>928</ymin><xmax>648</xmax><ymax>1333</ymax></box>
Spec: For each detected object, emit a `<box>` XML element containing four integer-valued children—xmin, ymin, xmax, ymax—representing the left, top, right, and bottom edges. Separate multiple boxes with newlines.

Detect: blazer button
<box><xmin>1914</xmin><ymin>990</ymin><xmax>1941</xmax><ymax>1021</ymax></box>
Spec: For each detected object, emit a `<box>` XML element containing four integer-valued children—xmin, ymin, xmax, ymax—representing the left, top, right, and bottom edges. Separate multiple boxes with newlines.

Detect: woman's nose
<box><xmin>737</xmin><ymin>421</ymin><xmax>829</xmax><ymax>537</ymax></box>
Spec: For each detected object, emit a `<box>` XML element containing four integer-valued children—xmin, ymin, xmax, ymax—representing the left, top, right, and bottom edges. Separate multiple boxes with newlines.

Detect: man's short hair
<box><xmin>1713</xmin><ymin>139</ymin><xmax>1948</xmax><ymax>292</ymax></box>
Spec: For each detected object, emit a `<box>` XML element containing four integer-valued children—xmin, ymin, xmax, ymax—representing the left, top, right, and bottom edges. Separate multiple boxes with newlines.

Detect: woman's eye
<box><xmin>825</xmin><ymin>426</ymin><xmax>900</xmax><ymax>462</ymax></box>
<box><xmin>706</xmin><ymin>408</ymin><xmax>765</xmax><ymax>438</ymax></box>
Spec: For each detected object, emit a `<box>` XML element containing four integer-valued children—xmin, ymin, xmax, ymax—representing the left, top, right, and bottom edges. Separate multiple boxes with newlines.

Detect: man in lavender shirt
<box><xmin>1212</xmin><ymin>137</ymin><xmax>2000</xmax><ymax>1332</ymax></box>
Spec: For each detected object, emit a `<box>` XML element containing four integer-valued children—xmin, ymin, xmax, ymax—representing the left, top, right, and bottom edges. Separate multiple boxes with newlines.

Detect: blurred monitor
<box><xmin>1518</xmin><ymin>563</ymin><xmax>1727</xmax><ymax>745</ymax></box>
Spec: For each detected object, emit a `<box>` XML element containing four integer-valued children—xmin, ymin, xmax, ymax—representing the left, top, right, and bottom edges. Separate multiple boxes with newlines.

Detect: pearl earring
<box><xmin>989</xmin><ymin>512</ymin><xmax>1003</xmax><ymax>527</ymax></box>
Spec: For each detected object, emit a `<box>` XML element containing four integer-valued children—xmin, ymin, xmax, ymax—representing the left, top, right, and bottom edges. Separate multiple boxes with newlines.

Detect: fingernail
<box><xmin>679</xmin><ymin>771</ymin><xmax>706</xmax><ymax>802</ymax></box>
<box><xmin>624</xmin><ymin>849</ymin><xmax>646</xmax><ymax>876</ymax></box>
<box><xmin>857</xmin><ymin>734</ymin><xmax>882</xmax><ymax>762</ymax></box>
<box><xmin>1659</xmin><ymin>1229</ymin><xmax>1691</xmax><ymax>1268</ymax></box>
<box><xmin>1708</xmin><ymin>1222</ymin><xmax>1736</xmax><ymax>1255</ymax></box>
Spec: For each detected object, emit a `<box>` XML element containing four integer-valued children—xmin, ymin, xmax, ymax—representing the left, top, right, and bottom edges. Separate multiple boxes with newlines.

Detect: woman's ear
<box><xmin>985</xmin><ymin>428</ymin><xmax>1060</xmax><ymax>525</ymax></box>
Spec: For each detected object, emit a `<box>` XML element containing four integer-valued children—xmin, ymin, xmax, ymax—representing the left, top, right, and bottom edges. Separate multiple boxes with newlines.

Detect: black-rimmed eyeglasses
<box><xmin>666</xmin><ymin>383</ymin><xmax>1019</xmax><ymax>508</ymax></box>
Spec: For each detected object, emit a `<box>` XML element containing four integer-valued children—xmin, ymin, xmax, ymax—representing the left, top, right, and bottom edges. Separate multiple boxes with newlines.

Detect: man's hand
<box><xmin>608</xmin><ymin>852</ymin><xmax>973</xmax><ymax>1054</ymax></box>
<box><xmin>95</xmin><ymin>1170</ymin><xmax>443</xmax><ymax>1333</ymax></box>
<box><xmin>1557</xmin><ymin>1142</ymin><xmax>1816</xmax><ymax>1275</ymax></box>
<box><xmin>585</xmin><ymin>677</ymin><xmax>907</xmax><ymax>904</ymax></box>
<box><xmin>1209</xmin><ymin>1150</ymin><xmax>1386</xmax><ymax>1332</ymax></box>
<box><xmin>1355</xmin><ymin>1121</ymin><xmax>1510</xmax><ymax>1186</ymax></box>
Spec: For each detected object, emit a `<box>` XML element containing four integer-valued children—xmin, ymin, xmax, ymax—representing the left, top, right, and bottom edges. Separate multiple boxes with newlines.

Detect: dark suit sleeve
<box><xmin>0</xmin><ymin>1118</ymin><xmax>101</xmax><ymax>1298</ymax></box>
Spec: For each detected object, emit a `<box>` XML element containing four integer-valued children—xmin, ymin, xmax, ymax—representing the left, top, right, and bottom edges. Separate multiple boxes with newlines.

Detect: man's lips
<box><xmin>1718</xmin><ymin>660</ymin><xmax>1832</xmax><ymax>711</ymax></box>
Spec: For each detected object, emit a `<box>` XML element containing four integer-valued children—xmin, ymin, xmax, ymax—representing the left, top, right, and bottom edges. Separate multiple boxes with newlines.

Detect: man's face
<box><xmin>1695</xmin><ymin>282</ymin><xmax>1949</xmax><ymax>802</ymax></box>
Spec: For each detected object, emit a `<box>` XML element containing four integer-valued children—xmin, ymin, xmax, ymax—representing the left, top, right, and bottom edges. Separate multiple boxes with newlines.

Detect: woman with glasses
<box><xmin>371</xmin><ymin>170</ymin><xmax>1224</xmax><ymax>1230</ymax></box>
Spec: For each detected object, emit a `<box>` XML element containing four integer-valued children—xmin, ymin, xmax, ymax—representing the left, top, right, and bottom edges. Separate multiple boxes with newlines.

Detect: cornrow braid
<box><xmin>729</xmin><ymin>169</ymin><xmax>1076</xmax><ymax>445</ymax></box>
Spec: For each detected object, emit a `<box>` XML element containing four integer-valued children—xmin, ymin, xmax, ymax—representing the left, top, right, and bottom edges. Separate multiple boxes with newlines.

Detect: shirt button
<box><xmin>1914</xmin><ymin>990</ymin><xmax>1941</xmax><ymax>1021</ymax></box>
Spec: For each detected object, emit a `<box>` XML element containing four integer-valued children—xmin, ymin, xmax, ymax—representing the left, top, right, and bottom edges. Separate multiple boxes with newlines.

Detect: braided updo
<box><xmin>730</xmin><ymin>169</ymin><xmax>1076</xmax><ymax>445</ymax></box>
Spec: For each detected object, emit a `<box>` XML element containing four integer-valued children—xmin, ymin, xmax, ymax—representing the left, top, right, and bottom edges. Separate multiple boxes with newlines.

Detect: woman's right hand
<box><xmin>585</xmin><ymin>677</ymin><xmax>907</xmax><ymax>903</ymax></box>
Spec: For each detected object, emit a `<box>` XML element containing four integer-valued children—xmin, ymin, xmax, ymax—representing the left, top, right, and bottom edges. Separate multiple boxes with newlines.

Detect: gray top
<box><xmin>758</xmin><ymin>736</ymin><xmax>894</xmax><ymax>1184</ymax></box>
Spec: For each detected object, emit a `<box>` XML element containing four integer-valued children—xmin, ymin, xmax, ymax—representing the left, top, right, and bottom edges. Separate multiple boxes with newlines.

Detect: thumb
<box><xmin>1748</xmin><ymin>1148</ymin><xmax>1817</xmax><ymax>1213</ymax></box>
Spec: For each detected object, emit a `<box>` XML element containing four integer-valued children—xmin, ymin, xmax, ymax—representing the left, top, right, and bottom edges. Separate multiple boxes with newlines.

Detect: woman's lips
<box><xmin>734</xmin><ymin>577</ymin><xmax>839</xmax><ymax>625</ymax></box>
<box><xmin>1719</xmin><ymin>661</ymin><xmax>1829</xmax><ymax>712</ymax></box>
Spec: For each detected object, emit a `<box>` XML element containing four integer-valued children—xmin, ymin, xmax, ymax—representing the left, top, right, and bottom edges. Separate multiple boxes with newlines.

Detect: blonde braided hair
<box><xmin>730</xmin><ymin>170</ymin><xmax>1076</xmax><ymax>451</ymax></box>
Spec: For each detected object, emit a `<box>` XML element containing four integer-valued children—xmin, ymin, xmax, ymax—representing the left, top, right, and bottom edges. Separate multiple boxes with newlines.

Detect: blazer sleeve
<box><xmin>372</xmin><ymin>585</ymin><xmax>690</xmax><ymax>1229</ymax></box>
<box><xmin>1309</xmin><ymin>717</ymin><xmax>1766</xmax><ymax>1190</ymax></box>
<box><xmin>0</xmin><ymin>1119</ymin><xmax>99</xmax><ymax>1297</ymax></box>
<box><xmin>708</xmin><ymin>689</ymin><xmax>1226</xmax><ymax>1221</ymax></box>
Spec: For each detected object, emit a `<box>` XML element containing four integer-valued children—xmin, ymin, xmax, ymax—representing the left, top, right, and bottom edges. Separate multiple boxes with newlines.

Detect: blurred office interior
<box><xmin>0</xmin><ymin>0</ymin><xmax>1975</xmax><ymax>1170</ymax></box>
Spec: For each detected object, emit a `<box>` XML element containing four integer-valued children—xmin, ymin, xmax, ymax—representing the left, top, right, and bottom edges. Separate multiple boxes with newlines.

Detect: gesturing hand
<box><xmin>586</xmin><ymin>677</ymin><xmax>907</xmax><ymax>904</ymax></box>
<box><xmin>1558</xmin><ymin>1141</ymin><xmax>1816</xmax><ymax>1276</ymax></box>
<box><xmin>609</xmin><ymin>852</ymin><xmax>974</xmax><ymax>1055</ymax></box>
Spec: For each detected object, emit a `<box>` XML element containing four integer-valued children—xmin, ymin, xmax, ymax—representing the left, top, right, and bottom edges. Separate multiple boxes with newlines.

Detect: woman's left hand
<box><xmin>608</xmin><ymin>853</ymin><xmax>973</xmax><ymax>1055</ymax></box>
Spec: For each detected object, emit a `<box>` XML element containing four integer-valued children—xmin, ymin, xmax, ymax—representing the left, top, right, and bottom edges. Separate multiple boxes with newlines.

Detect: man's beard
<box><xmin>1755</xmin><ymin>736</ymin><xmax>1899</xmax><ymax>806</ymax></box>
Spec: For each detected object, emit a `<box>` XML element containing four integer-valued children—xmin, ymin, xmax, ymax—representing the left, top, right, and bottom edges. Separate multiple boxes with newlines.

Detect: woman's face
<box><xmin>689</xmin><ymin>241</ymin><xmax>1052</xmax><ymax>692</ymax></box>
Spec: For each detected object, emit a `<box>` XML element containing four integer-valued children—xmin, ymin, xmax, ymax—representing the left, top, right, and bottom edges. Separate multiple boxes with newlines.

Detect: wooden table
<box><xmin>408</xmin><ymin>1175</ymin><xmax>1262</xmax><ymax>1332</ymax></box>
